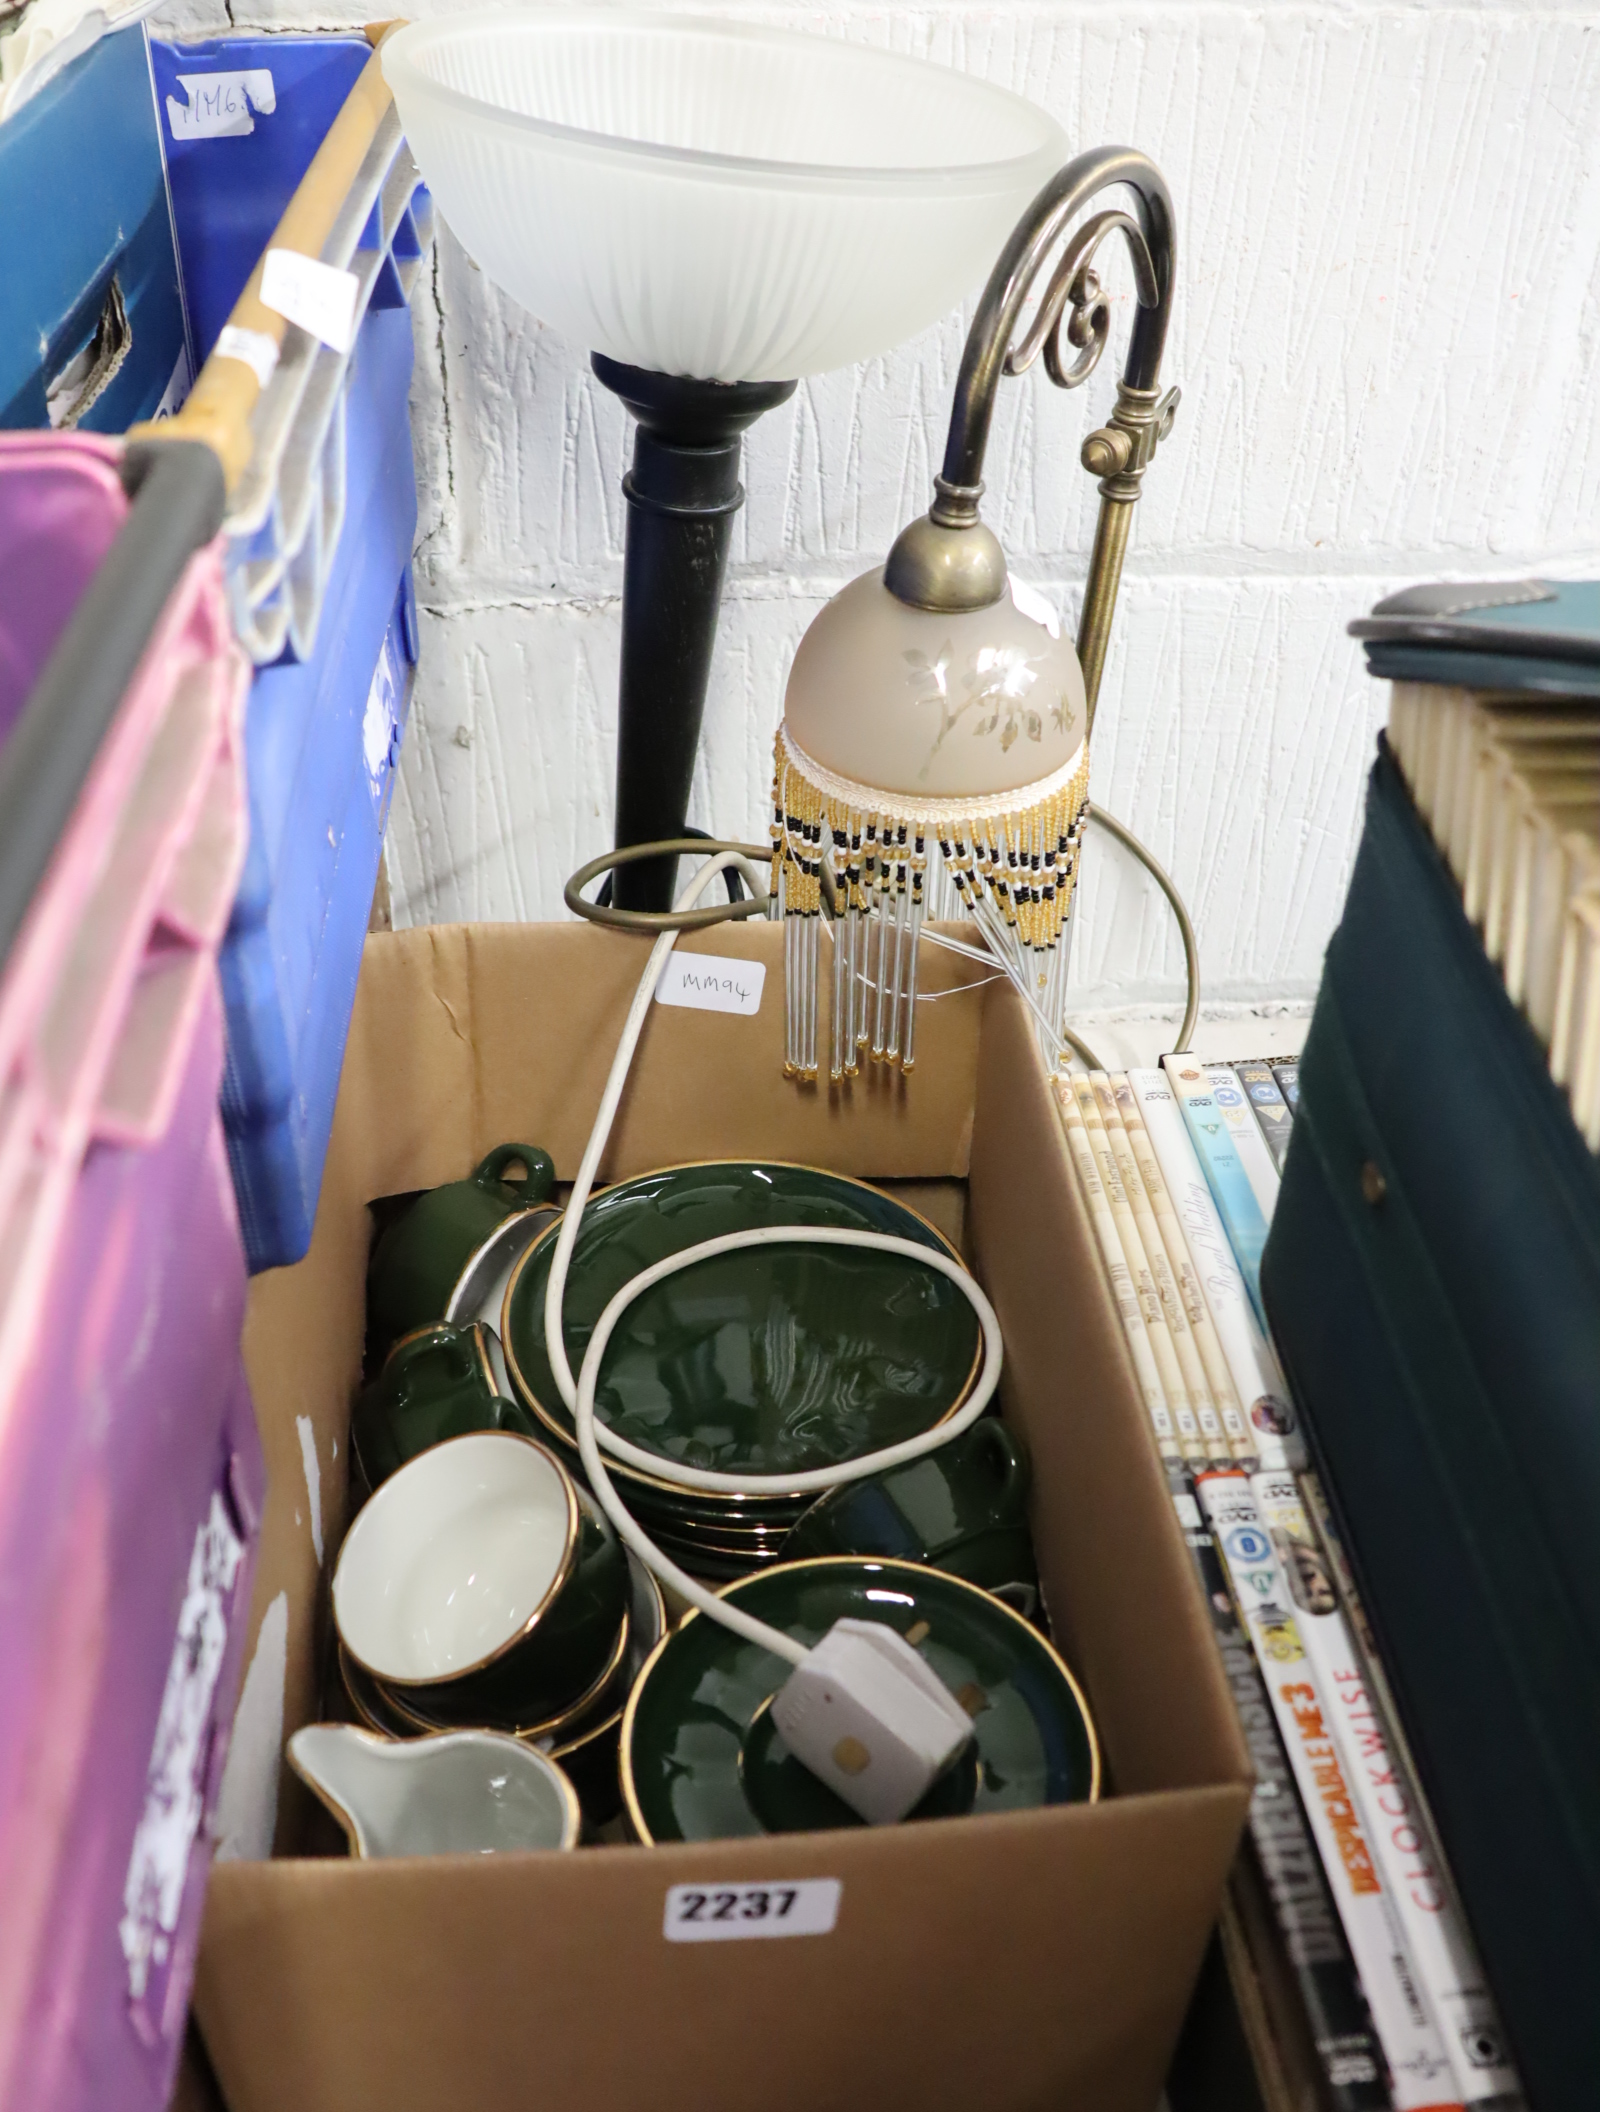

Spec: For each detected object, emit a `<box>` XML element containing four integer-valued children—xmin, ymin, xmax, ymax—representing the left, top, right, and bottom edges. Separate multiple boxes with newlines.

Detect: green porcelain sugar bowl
<box><xmin>367</xmin><ymin>1143</ymin><xmax>556</xmax><ymax>1365</ymax></box>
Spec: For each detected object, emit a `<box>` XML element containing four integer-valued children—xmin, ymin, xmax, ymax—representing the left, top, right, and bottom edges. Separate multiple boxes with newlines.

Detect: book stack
<box><xmin>1352</xmin><ymin>582</ymin><xmax>1600</xmax><ymax>1144</ymax></box>
<box><xmin>1252</xmin><ymin>581</ymin><xmax>1600</xmax><ymax>2112</ymax></box>
<box><xmin>1056</xmin><ymin>1062</ymin><xmax>1524</xmax><ymax>2112</ymax></box>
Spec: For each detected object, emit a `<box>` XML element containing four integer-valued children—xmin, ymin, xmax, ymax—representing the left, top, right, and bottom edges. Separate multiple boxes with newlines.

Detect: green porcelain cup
<box><xmin>334</xmin><ymin>1431</ymin><xmax>631</xmax><ymax>1735</ymax></box>
<box><xmin>779</xmin><ymin>1419</ymin><xmax>1039</xmax><ymax>1608</ymax></box>
<box><xmin>366</xmin><ymin>1143</ymin><xmax>556</xmax><ymax>1366</ymax></box>
<box><xmin>349</xmin><ymin>1321</ymin><xmax>542</xmax><ymax>1499</ymax></box>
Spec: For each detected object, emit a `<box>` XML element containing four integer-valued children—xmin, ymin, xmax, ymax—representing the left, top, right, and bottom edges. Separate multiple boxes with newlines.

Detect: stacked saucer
<box><xmin>500</xmin><ymin>1161</ymin><xmax>983</xmax><ymax>1579</ymax></box>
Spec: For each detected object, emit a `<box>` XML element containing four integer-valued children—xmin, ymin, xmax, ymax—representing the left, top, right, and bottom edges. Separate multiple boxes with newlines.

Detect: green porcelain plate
<box><xmin>502</xmin><ymin>1163</ymin><xmax>981</xmax><ymax>1496</ymax></box>
<box><xmin>621</xmin><ymin>1558</ymin><xmax>1099</xmax><ymax>1843</ymax></box>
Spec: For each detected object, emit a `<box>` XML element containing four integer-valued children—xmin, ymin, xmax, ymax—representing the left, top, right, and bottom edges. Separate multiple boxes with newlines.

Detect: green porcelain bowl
<box><xmin>333</xmin><ymin>1432</ymin><xmax>630</xmax><ymax>1736</ymax></box>
<box><xmin>621</xmin><ymin>1557</ymin><xmax>1099</xmax><ymax>1843</ymax></box>
<box><xmin>502</xmin><ymin>1162</ymin><xmax>982</xmax><ymax>1505</ymax></box>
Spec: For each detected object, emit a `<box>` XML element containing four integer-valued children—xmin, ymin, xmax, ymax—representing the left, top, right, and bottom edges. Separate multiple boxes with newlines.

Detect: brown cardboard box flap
<box><xmin>202</xmin><ymin>920</ymin><xmax>1250</xmax><ymax>2112</ymax></box>
<box><xmin>201</xmin><ymin>1788</ymin><xmax>1245</xmax><ymax>2112</ymax></box>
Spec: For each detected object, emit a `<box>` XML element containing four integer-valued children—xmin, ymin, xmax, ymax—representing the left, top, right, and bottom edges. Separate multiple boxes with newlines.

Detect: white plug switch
<box><xmin>770</xmin><ymin>1618</ymin><xmax>974</xmax><ymax>1825</ymax></box>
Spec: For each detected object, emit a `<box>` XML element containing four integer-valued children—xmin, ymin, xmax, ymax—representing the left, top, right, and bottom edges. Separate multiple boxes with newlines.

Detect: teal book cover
<box><xmin>1160</xmin><ymin>1056</ymin><xmax>1271</xmax><ymax>1324</ymax></box>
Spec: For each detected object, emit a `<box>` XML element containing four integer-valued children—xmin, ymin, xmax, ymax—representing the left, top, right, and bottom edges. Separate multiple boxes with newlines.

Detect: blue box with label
<box><xmin>0</xmin><ymin>25</ymin><xmax>192</xmax><ymax>433</ymax></box>
<box><xmin>150</xmin><ymin>32</ymin><xmax>423</xmax><ymax>1267</ymax></box>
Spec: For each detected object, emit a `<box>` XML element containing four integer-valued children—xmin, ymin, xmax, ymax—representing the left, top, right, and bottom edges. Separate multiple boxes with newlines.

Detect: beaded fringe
<box><xmin>771</xmin><ymin>732</ymin><xmax>1092</xmax><ymax>1083</ymax></box>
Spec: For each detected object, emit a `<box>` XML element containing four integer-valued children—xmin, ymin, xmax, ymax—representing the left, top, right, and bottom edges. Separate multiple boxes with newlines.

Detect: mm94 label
<box><xmin>663</xmin><ymin>1879</ymin><xmax>840</xmax><ymax>1942</ymax></box>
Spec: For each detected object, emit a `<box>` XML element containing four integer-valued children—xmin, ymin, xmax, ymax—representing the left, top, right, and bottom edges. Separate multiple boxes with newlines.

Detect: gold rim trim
<box><xmin>501</xmin><ymin>1161</ymin><xmax>982</xmax><ymax>1504</ymax></box>
<box><xmin>377</xmin><ymin>1597</ymin><xmax>631</xmax><ymax>1739</ymax></box>
<box><xmin>618</xmin><ymin>1555</ymin><xmax>1101</xmax><ymax>1846</ymax></box>
<box><xmin>342</xmin><ymin>1560</ymin><xmax>668</xmax><ymax>1752</ymax></box>
<box><xmin>333</xmin><ymin>1429</ymin><xmax>582</xmax><ymax>1689</ymax></box>
<box><xmin>289</xmin><ymin>1724</ymin><xmax>582</xmax><ymax>1856</ymax></box>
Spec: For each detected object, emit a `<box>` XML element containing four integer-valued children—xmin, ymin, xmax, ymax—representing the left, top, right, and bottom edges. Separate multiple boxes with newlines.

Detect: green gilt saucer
<box><xmin>620</xmin><ymin>1557</ymin><xmax>1100</xmax><ymax>1843</ymax></box>
<box><xmin>501</xmin><ymin>1162</ymin><xmax>981</xmax><ymax>1501</ymax></box>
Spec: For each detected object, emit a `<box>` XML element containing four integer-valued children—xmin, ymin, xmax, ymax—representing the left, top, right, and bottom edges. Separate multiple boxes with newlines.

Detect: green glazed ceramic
<box><xmin>349</xmin><ymin>1322</ymin><xmax>541</xmax><ymax>1496</ymax></box>
<box><xmin>780</xmin><ymin>1420</ymin><xmax>1039</xmax><ymax>1606</ymax></box>
<box><xmin>341</xmin><ymin>1554</ymin><xmax>668</xmax><ymax>1827</ymax></box>
<box><xmin>333</xmin><ymin>1431</ymin><xmax>630</xmax><ymax>1734</ymax></box>
<box><xmin>502</xmin><ymin>1162</ymin><xmax>981</xmax><ymax>1499</ymax></box>
<box><xmin>621</xmin><ymin>1557</ymin><xmax>1099</xmax><ymax>1843</ymax></box>
<box><xmin>367</xmin><ymin>1143</ymin><xmax>556</xmax><ymax>1365</ymax></box>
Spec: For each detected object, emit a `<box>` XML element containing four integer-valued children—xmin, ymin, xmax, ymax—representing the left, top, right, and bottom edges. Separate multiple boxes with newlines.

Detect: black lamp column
<box><xmin>591</xmin><ymin>354</ymin><xmax>797</xmax><ymax>912</ymax></box>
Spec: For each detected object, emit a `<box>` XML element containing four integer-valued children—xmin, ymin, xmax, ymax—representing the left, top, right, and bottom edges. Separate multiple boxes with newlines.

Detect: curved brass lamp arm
<box><xmin>1003</xmin><ymin>208</ymin><xmax>1156</xmax><ymax>389</ymax></box>
<box><xmin>883</xmin><ymin>145</ymin><xmax>1178</xmax><ymax>729</ymax></box>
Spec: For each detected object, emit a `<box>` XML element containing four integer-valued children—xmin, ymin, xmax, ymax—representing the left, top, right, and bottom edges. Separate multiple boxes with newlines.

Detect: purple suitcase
<box><xmin>0</xmin><ymin>432</ymin><xmax>260</xmax><ymax>2112</ymax></box>
<box><xmin>0</xmin><ymin>977</ymin><xmax>263</xmax><ymax>2112</ymax></box>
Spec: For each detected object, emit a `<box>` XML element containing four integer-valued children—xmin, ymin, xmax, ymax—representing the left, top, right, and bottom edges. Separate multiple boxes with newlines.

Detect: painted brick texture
<box><xmin>155</xmin><ymin>0</ymin><xmax>1600</xmax><ymax>1001</ymax></box>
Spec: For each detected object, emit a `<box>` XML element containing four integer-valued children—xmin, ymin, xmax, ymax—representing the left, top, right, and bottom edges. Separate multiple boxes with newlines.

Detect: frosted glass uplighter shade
<box><xmin>381</xmin><ymin>12</ymin><xmax>1067</xmax><ymax>383</ymax></box>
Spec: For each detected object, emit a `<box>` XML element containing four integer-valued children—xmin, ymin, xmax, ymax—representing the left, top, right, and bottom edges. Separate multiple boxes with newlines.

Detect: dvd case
<box><xmin>1095</xmin><ymin>1076</ymin><xmax>1231</xmax><ymax>1465</ymax></box>
<box><xmin>1207</xmin><ymin>1065</ymin><xmax>1283</xmax><ymax>1216</ymax></box>
<box><xmin>1198</xmin><ymin>1472</ymin><xmax>1463</xmax><ymax>2112</ymax></box>
<box><xmin>1298</xmin><ymin>1477</ymin><xmax>1524</xmax><ymax>2107</ymax></box>
<box><xmin>1052</xmin><ymin>1076</ymin><xmax>1181</xmax><ymax>1462</ymax></box>
<box><xmin>1128</xmin><ymin>1070</ymin><xmax>1296</xmax><ymax>1471</ymax></box>
<box><xmin>1169</xmin><ymin>1466</ymin><xmax>1391</xmax><ymax>2111</ymax></box>
<box><xmin>1161</xmin><ymin>1056</ymin><xmax>1273</xmax><ymax>1319</ymax></box>
<box><xmin>1076</xmin><ymin>1074</ymin><xmax>1208</xmax><ymax>1463</ymax></box>
<box><xmin>1234</xmin><ymin>1060</ymin><xmax>1295</xmax><ymax>1173</ymax></box>
<box><xmin>1113</xmin><ymin>1076</ymin><xmax>1253</xmax><ymax>1463</ymax></box>
<box><xmin>1252</xmin><ymin>1471</ymin><xmax>1518</xmax><ymax>2106</ymax></box>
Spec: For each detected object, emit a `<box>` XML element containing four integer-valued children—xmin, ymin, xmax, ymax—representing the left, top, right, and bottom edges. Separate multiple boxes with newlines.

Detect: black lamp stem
<box><xmin>591</xmin><ymin>355</ymin><xmax>797</xmax><ymax>912</ymax></box>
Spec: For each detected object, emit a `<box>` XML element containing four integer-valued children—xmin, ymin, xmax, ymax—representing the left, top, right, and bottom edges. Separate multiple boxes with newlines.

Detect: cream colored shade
<box><xmin>782</xmin><ymin>567</ymin><xmax>1087</xmax><ymax>800</ymax></box>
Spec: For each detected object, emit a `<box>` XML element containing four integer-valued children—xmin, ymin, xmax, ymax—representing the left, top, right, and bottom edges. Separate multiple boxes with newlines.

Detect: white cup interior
<box><xmin>333</xmin><ymin>1432</ymin><xmax>572</xmax><ymax>1683</ymax></box>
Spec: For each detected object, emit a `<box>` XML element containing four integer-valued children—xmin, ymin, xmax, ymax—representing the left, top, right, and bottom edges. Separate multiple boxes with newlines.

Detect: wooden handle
<box><xmin>129</xmin><ymin>33</ymin><xmax>403</xmax><ymax>491</ymax></box>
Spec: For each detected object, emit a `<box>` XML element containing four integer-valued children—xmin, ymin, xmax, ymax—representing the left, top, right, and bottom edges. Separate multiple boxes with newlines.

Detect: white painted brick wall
<box><xmin>157</xmin><ymin>0</ymin><xmax>1600</xmax><ymax>1003</ymax></box>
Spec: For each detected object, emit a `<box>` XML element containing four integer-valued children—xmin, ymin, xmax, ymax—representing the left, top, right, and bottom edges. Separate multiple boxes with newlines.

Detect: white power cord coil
<box><xmin>545</xmin><ymin>849</ymin><xmax>1006</xmax><ymax>1671</ymax></box>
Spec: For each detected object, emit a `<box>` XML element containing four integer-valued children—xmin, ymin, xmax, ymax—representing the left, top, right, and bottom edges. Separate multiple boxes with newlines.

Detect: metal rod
<box><xmin>1078</xmin><ymin>494</ymin><xmax>1135</xmax><ymax>727</ymax></box>
<box><xmin>591</xmin><ymin>357</ymin><xmax>796</xmax><ymax>913</ymax></box>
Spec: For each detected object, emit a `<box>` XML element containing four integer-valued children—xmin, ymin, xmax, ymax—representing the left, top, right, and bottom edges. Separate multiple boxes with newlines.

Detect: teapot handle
<box><xmin>473</xmin><ymin>1143</ymin><xmax>556</xmax><ymax>1205</ymax></box>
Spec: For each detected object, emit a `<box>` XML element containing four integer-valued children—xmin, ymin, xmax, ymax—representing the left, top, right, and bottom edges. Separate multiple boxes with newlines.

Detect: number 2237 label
<box><xmin>663</xmin><ymin>1879</ymin><xmax>840</xmax><ymax>1942</ymax></box>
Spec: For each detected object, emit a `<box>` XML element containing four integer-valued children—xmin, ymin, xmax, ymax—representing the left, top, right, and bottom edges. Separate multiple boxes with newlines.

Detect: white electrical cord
<box><xmin>546</xmin><ymin>850</ymin><xmax>1006</xmax><ymax>1665</ymax></box>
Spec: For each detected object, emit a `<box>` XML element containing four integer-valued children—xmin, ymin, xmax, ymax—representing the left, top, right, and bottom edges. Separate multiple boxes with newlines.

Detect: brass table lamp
<box><xmin>771</xmin><ymin>146</ymin><xmax>1178</xmax><ymax>1079</ymax></box>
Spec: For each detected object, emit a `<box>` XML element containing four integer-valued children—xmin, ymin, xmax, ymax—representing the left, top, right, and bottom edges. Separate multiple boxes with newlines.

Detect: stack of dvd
<box><xmin>1056</xmin><ymin>1062</ymin><xmax>1524</xmax><ymax>2112</ymax></box>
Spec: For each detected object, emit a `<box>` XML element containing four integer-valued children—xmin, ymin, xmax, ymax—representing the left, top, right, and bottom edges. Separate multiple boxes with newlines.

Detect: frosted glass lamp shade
<box><xmin>381</xmin><ymin>12</ymin><xmax>1068</xmax><ymax>382</ymax></box>
<box><xmin>783</xmin><ymin>568</ymin><xmax>1086</xmax><ymax>799</ymax></box>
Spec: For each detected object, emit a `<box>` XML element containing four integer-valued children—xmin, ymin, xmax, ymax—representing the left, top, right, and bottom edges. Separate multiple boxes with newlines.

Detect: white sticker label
<box><xmin>214</xmin><ymin>325</ymin><xmax>279</xmax><ymax>389</ymax></box>
<box><xmin>664</xmin><ymin>1879</ymin><xmax>840</xmax><ymax>1942</ymax></box>
<box><xmin>655</xmin><ymin>952</ymin><xmax>766</xmax><ymax>1017</ymax></box>
<box><xmin>259</xmin><ymin>248</ymin><xmax>360</xmax><ymax>356</ymax></box>
<box><xmin>167</xmin><ymin>69</ymin><xmax>276</xmax><ymax>139</ymax></box>
<box><xmin>363</xmin><ymin>633</ymin><xmax>400</xmax><ymax>802</ymax></box>
<box><xmin>120</xmin><ymin>1494</ymin><xmax>246</xmax><ymax>2004</ymax></box>
<box><xmin>152</xmin><ymin>343</ymin><xmax>193</xmax><ymax>420</ymax></box>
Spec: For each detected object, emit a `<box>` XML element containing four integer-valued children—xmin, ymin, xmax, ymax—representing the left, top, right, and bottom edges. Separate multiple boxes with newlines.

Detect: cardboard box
<box><xmin>195</xmin><ymin>920</ymin><xmax>1251</xmax><ymax>2112</ymax></box>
